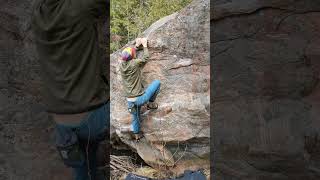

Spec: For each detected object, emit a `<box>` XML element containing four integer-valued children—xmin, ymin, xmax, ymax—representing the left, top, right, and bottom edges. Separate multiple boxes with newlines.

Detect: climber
<box><xmin>120</xmin><ymin>37</ymin><xmax>161</xmax><ymax>141</ymax></box>
<box><xmin>32</xmin><ymin>0</ymin><xmax>109</xmax><ymax>180</ymax></box>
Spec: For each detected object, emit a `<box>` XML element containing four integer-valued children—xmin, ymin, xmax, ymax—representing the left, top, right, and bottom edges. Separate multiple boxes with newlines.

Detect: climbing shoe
<box><xmin>147</xmin><ymin>102</ymin><xmax>158</xmax><ymax>110</ymax></box>
<box><xmin>134</xmin><ymin>133</ymin><xmax>144</xmax><ymax>142</ymax></box>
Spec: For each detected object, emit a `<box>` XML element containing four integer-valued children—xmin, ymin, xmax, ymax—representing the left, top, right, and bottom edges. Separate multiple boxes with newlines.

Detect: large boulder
<box><xmin>213</xmin><ymin>0</ymin><xmax>320</xmax><ymax>179</ymax></box>
<box><xmin>110</xmin><ymin>0</ymin><xmax>210</xmax><ymax>174</ymax></box>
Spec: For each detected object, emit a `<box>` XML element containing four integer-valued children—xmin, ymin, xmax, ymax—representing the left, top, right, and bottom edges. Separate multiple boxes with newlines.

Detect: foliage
<box><xmin>110</xmin><ymin>0</ymin><xmax>192</xmax><ymax>53</ymax></box>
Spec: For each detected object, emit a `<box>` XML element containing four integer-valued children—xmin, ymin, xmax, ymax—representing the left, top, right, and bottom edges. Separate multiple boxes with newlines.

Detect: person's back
<box><xmin>32</xmin><ymin>0</ymin><xmax>108</xmax><ymax>114</ymax></box>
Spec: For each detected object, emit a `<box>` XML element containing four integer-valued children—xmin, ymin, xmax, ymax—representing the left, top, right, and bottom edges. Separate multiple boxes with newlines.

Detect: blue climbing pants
<box><xmin>55</xmin><ymin>102</ymin><xmax>109</xmax><ymax>180</ymax></box>
<box><xmin>127</xmin><ymin>80</ymin><xmax>160</xmax><ymax>134</ymax></box>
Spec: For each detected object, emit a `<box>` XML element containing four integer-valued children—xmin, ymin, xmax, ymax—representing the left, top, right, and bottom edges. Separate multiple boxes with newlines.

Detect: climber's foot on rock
<box><xmin>134</xmin><ymin>133</ymin><xmax>144</xmax><ymax>142</ymax></box>
<box><xmin>147</xmin><ymin>102</ymin><xmax>158</xmax><ymax>110</ymax></box>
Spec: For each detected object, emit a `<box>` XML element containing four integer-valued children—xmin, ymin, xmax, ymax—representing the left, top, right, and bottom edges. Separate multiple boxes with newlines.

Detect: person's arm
<box><xmin>135</xmin><ymin>38</ymin><xmax>149</xmax><ymax>67</ymax></box>
<box><xmin>136</xmin><ymin>47</ymin><xmax>149</xmax><ymax>66</ymax></box>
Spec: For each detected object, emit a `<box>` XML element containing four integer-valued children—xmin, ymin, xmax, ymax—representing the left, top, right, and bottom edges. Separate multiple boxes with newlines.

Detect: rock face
<box><xmin>110</xmin><ymin>0</ymin><xmax>210</xmax><ymax>174</ymax></box>
<box><xmin>213</xmin><ymin>0</ymin><xmax>320</xmax><ymax>179</ymax></box>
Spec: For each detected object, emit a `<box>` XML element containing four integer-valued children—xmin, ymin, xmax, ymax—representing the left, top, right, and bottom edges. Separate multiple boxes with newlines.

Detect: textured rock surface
<box><xmin>213</xmin><ymin>0</ymin><xmax>320</xmax><ymax>179</ymax></box>
<box><xmin>110</xmin><ymin>0</ymin><xmax>210</xmax><ymax>174</ymax></box>
<box><xmin>0</xmin><ymin>1</ymin><xmax>107</xmax><ymax>179</ymax></box>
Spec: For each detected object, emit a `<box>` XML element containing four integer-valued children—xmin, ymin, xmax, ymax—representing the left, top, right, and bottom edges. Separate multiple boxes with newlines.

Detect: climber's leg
<box><xmin>127</xmin><ymin>80</ymin><xmax>160</xmax><ymax>139</ymax></box>
<box><xmin>128</xmin><ymin>101</ymin><xmax>141</xmax><ymax>134</ymax></box>
<box><xmin>74</xmin><ymin>103</ymin><xmax>109</xmax><ymax>180</ymax></box>
<box><xmin>135</xmin><ymin>80</ymin><xmax>161</xmax><ymax>106</ymax></box>
<box><xmin>149</xmin><ymin>80</ymin><xmax>161</xmax><ymax>102</ymax></box>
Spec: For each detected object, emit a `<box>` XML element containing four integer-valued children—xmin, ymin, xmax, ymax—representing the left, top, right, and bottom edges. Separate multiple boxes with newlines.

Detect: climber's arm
<box><xmin>135</xmin><ymin>38</ymin><xmax>149</xmax><ymax>67</ymax></box>
<box><xmin>135</xmin><ymin>47</ymin><xmax>149</xmax><ymax>67</ymax></box>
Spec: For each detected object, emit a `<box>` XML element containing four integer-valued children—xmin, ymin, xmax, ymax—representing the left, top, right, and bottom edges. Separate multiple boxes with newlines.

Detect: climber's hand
<box><xmin>135</xmin><ymin>38</ymin><xmax>142</xmax><ymax>48</ymax></box>
<box><xmin>141</xmin><ymin>38</ymin><xmax>148</xmax><ymax>47</ymax></box>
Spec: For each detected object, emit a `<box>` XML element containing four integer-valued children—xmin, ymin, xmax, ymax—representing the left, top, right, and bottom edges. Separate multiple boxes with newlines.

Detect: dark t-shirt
<box><xmin>32</xmin><ymin>0</ymin><xmax>109</xmax><ymax>114</ymax></box>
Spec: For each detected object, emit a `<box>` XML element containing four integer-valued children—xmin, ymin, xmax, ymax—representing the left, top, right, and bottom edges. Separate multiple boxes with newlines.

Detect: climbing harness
<box><xmin>127</xmin><ymin>98</ymin><xmax>143</xmax><ymax>142</ymax></box>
